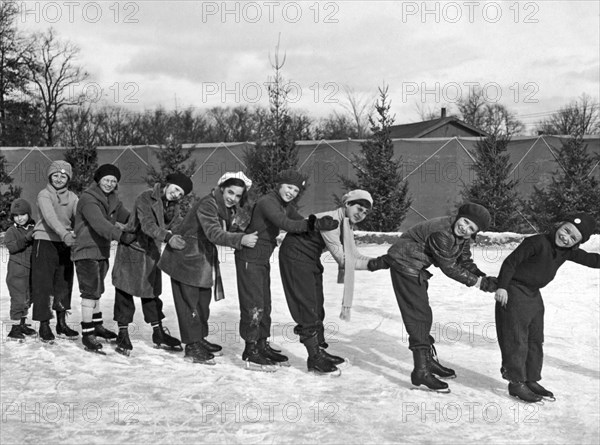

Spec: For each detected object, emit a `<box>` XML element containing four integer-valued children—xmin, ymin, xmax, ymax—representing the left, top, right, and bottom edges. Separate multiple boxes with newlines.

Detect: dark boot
<box><xmin>39</xmin><ymin>320</ymin><xmax>55</xmax><ymax>343</ymax></box>
<box><xmin>92</xmin><ymin>312</ymin><xmax>117</xmax><ymax>341</ymax></box>
<box><xmin>303</xmin><ymin>334</ymin><xmax>339</xmax><ymax>375</ymax></box>
<box><xmin>19</xmin><ymin>318</ymin><xmax>36</xmax><ymax>336</ymax></box>
<box><xmin>317</xmin><ymin>326</ymin><xmax>329</xmax><ymax>349</ymax></box>
<box><xmin>198</xmin><ymin>338</ymin><xmax>223</xmax><ymax>355</ymax></box>
<box><xmin>56</xmin><ymin>311</ymin><xmax>79</xmax><ymax>339</ymax></box>
<box><xmin>115</xmin><ymin>326</ymin><xmax>133</xmax><ymax>356</ymax></box>
<box><xmin>81</xmin><ymin>322</ymin><xmax>104</xmax><ymax>353</ymax></box>
<box><xmin>184</xmin><ymin>342</ymin><xmax>215</xmax><ymax>364</ymax></box>
<box><xmin>152</xmin><ymin>322</ymin><xmax>182</xmax><ymax>351</ymax></box>
<box><xmin>526</xmin><ymin>381</ymin><xmax>554</xmax><ymax>399</ymax></box>
<box><xmin>7</xmin><ymin>324</ymin><xmax>25</xmax><ymax>341</ymax></box>
<box><xmin>411</xmin><ymin>348</ymin><xmax>449</xmax><ymax>391</ymax></box>
<box><xmin>242</xmin><ymin>341</ymin><xmax>276</xmax><ymax>365</ymax></box>
<box><xmin>320</xmin><ymin>348</ymin><xmax>345</xmax><ymax>366</ymax></box>
<box><xmin>429</xmin><ymin>342</ymin><xmax>456</xmax><ymax>379</ymax></box>
<box><xmin>258</xmin><ymin>338</ymin><xmax>289</xmax><ymax>364</ymax></box>
<box><xmin>509</xmin><ymin>382</ymin><xmax>543</xmax><ymax>403</ymax></box>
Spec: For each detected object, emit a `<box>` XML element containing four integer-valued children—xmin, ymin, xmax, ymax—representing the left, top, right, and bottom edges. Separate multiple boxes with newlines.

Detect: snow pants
<box><xmin>113</xmin><ymin>288</ymin><xmax>165</xmax><ymax>325</ymax></box>
<box><xmin>495</xmin><ymin>282</ymin><xmax>544</xmax><ymax>383</ymax></box>
<box><xmin>235</xmin><ymin>257</ymin><xmax>272</xmax><ymax>343</ymax></box>
<box><xmin>390</xmin><ymin>268</ymin><xmax>433</xmax><ymax>350</ymax></box>
<box><xmin>279</xmin><ymin>255</ymin><xmax>325</xmax><ymax>342</ymax></box>
<box><xmin>170</xmin><ymin>279</ymin><xmax>211</xmax><ymax>344</ymax></box>
<box><xmin>31</xmin><ymin>240</ymin><xmax>74</xmax><ymax>321</ymax></box>
<box><xmin>7</xmin><ymin>261</ymin><xmax>31</xmax><ymax>320</ymax></box>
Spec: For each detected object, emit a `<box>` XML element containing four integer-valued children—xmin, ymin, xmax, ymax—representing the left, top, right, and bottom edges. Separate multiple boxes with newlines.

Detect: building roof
<box><xmin>389</xmin><ymin>116</ymin><xmax>489</xmax><ymax>138</ymax></box>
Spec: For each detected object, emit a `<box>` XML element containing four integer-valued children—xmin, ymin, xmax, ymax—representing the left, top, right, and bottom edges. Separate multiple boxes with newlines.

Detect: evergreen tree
<box><xmin>147</xmin><ymin>137</ymin><xmax>197</xmax><ymax>215</ymax></box>
<box><xmin>461</xmin><ymin>135</ymin><xmax>522</xmax><ymax>231</ymax></box>
<box><xmin>0</xmin><ymin>152</ymin><xmax>22</xmax><ymax>230</ymax></box>
<box><xmin>338</xmin><ymin>85</ymin><xmax>411</xmax><ymax>232</ymax></box>
<box><xmin>525</xmin><ymin>136</ymin><xmax>600</xmax><ymax>232</ymax></box>
<box><xmin>64</xmin><ymin>143</ymin><xmax>98</xmax><ymax>195</ymax></box>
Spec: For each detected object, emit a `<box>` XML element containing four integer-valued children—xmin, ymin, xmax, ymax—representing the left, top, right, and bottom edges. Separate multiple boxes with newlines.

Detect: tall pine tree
<box><xmin>461</xmin><ymin>135</ymin><xmax>522</xmax><ymax>232</ymax></box>
<box><xmin>0</xmin><ymin>152</ymin><xmax>22</xmax><ymax>231</ymax></box>
<box><xmin>526</xmin><ymin>136</ymin><xmax>600</xmax><ymax>232</ymax></box>
<box><xmin>338</xmin><ymin>85</ymin><xmax>411</xmax><ymax>232</ymax></box>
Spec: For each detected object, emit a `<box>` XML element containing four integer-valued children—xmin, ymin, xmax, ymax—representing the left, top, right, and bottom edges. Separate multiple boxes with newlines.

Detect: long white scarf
<box><xmin>339</xmin><ymin>217</ymin><xmax>357</xmax><ymax>321</ymax></box>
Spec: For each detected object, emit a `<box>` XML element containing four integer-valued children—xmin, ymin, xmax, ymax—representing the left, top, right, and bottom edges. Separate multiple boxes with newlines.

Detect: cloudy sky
<box><xmin>16</xmin><ymin>1</ymin><xmax>600</xmax><ymax>133</ymax></box>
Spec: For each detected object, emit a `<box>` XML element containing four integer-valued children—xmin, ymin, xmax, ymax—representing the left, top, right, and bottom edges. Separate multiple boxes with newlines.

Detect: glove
<box><xmin>479</xmin><ymin>276</ymin><xmax>498</xmax><ymax>293</ymax></box>
<box><xmin>308</xmin><ymin>215</ymin><xmax>339</xmax><ymax>231</ymax></box>
<box><xmin>119</xmin><ymin>232</ymin><xmax>136</xmax><ymax>245</ymax></box>
<box><xmin>367</xmin><ymin>255</ymin><xmax>391</xmax><ymax>272</ymax></box>
<box><xmin>63</xmin><ymin>232</ymin><xmax>76</xmax><ymax>247</ymax></box>
<box><xmin>25</xmin><ymin>230</ymin><xmax>35</xmax><ymax>242</ymax></box>
<box><xmin>168</xmin><ymin>234</ymin><xmax>186</xmax><ymax>250</ymax></box>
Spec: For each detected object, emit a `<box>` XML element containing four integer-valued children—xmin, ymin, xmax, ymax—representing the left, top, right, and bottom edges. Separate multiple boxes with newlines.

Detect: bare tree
<box><xmin>338</xmin><ymin>85</ymin><xmax>374</xmax><ymax>138</ymax></box>
<box><xmin>536</xmin><ymin>93</ymin><xmax>600</xmax><ymax>136</ymax></box>
<box><xmin>414</xmin><ymin>102</ymin><xmax>449</xmax><ymax>121</ymax></box>
<box><xmin>24</xmin><ymin>28</ymin><xmax>88</xmax><ymax>146</ymax></box>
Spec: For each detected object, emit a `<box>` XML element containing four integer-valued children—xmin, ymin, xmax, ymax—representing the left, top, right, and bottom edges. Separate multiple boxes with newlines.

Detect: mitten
<box><xmin>479</xmin><ymin>276</ymin><xmax>498</xmax><ymax>293</ymax></box>
<box><xmin>308</xmin><ymin>214</ymin><xmax>339</xmax><ymax>231</ymax></box>
<box><xmin>367</xmin><ymin>255</ymin><xmax>391</xmax><ymax>272</ymax></box>
<box><xmin>168</xmin><ymin>234</ymin><xmax>186</xmax><ymax>250</ymax></box>
<box><xmin>119</xmin><ymin>232</ymin><xmax>136</xmax><ymax>245</ymax></box>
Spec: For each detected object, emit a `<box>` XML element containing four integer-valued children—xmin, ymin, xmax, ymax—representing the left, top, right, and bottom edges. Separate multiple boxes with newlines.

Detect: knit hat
<box><xmin>342</xmin><ymin>189</ymin><xmax>373</xmax><ymax>207</ymax></box>
<box><xmin>217</xmin><ymin>171</ymin><xmax>252</xmax><ymax>190</ymax></box>
<box><xmin>93</xmin><ymin>164</ymin><xmax>121</xmax><ymax>183</ymax></box>
<box><xmin>10</xmin><ymin>198</ymin><xmax>32</xmax><ymax>216</ymax></box>
<box><xmin>277</xmin><ymin>169</ymin><xmax>306</xmax><ymax>189</ymax></box>
<box><xmin>47</xmin><ymin>161</ymin><xmax>72</xmax><ymax>180</ymax></box>
<box><xmin>457</xmin><ymin>202</ymin><xmax>491</xmax><ymax>232</ymax></box>
<box><xmin>166</xmin><ymin>172</ymin><xmax>193</xmax><ymax>195</ymax></box>
<box><xmin>565</xmin><ymin>213</ymin><xmax>596</xmax><ymax>244</ymax></box>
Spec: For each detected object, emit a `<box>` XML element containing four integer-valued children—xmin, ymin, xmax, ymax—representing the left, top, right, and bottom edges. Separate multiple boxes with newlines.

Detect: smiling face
<box><xmin>164</xmin><ymin>184</ymin><xmax>185</xmax><ymax>202</ymax></box>
<box><xmin>555</xmin><ymin>222</ymin><xmax>583</xmax><ymax>248</ymax></box>
<box><xmin>98</xmin><ymin>175</ymin><xmax>118</xmax><ymax>194</ymax></box>
<box><xmin>345</xmin><ymin>202</ymin><xmax>370</xmax><ymax>224</ymax></box>
<box><xmin>222</xmin><ymin>185</ymin><xmax>245</xmax><ymax>208</ymax></box>
<box><xmin>50</xmin><ymin>172</ymin><xmax>69</xmax><ymax>190</ymax></box>
<box><xmin>13</xmin><ymin>214</ymin><xmax>29</xmax><ymax>226</ymax></box>
<box><xmin>278</xmin><ymin>184</ymin><xmax>300</xmax><ymax>203</ymax></box>
<box><xmin>453</xmin><ymin>217</ymin><xmax>479</xmax><ymax>239</ymax></box>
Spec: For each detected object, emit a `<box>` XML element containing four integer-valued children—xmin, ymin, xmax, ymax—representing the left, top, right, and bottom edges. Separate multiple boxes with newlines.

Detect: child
<box><xmin>279</xmin><ymin>189</ymin><xmax>387</xmax><ymax>375</ymax></box>
<box><xmin>4</xmin><ymin>199</ymin><xmax>37</xmax><ymax>340</ymax></box>
<box><xmin>385</xmin><ymin>203</ymin><xmax>498</xmax><ymax>392</ymax></box>
<box><xmin>495</xmin><ymin>213</ymin><xmax>599</xmax><ymax>403</ymax></box>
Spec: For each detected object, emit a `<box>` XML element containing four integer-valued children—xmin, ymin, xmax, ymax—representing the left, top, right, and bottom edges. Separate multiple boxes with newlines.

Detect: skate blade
<box><xmin>509</xmin><ymin>394</ymin><xmax>544</xmax><ymax>405</ymax></box>
<box><xmin>56</xmin><ymin>334</ymin><xmax>79</xmax><ymax>341</ymax></box>
<box><xmin>275</xmin><ymin>360</ymin><xmax>291</xmax><ymax>367</ymax></box>
<box><xmin>542</xmin><ymin>396</ymin><xmax>556</xmax><ymax>402</ymax></box>
<box><xmin>209</xmin><ymin>350</ymin><xmax>224</xmax><ymax>357</ymax></box>
<box><xmin>434</xmin><ymin>374</ymin><xmax>457</xmax><ymax>380</ymax></box>
<box><xmin>184</xmin><ymin>356</ymin><xmax>216</xmax><ymax>365</ymax></box>
<box><xmin>244</xmin><ymin>361</ymin><xmax>278</xmax><ymax>373</ymax></box>
<box><xmin>153</xmin><ymin>344</ymin><xmax>183</xmax><ymax>352</ymax></box>
<box><xmin>308</xmin><ymin>368</ymin><xmax>342</xmax><ymax>378</ymax></box>
<box><xmin>410</xmin><ymin>386</ymin><xmax>451</xmax><ymax>394</ymax></box>
<box><xmin>6</xmin><ymin>337</ymin><xmax>26</xmax><ymax>343</ymax></box>
<box><xmin>84</xmin><ymin>347</ymin><xmax>106</xmax><ymax>355</ymax></box>
<box><xmin>40</xmin><ymin>339</ymin><xmax>56</xmax><ymax>345</ymax></box>
<box><xmin>115</xmin><ymin>347</ymin><xmax>131</xmax><ymax>357</ymax></box>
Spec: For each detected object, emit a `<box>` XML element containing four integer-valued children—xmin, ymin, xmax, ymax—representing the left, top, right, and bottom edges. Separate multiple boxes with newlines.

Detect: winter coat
<box><xmin>112</xmin><ymin>184</ymin><xmax>182</xmax><ymax>298</ymax></box>
<box><xmin>386</xmin><ymin>216</ymin><xmax>485</xmax><ymax>286</ymax></box>
<box><xmin>158</xmin><ymin>188</ymin><xmax>245</xmax><ymax>288</ymax></box>
<box><xmin>235</xmin><ymin>190</ymin><xmax>308</xmax><ymax>264</ymax></box>
<box><xmin>4</xmin><ymin>220</ymin><xmax>35</xmax><ymax>268</ymax></box>
<box><xmin>33</xmin><ymin>184</ymin><xmax>78</xmax><ymax>242</ymax></box>
<box><xmin>497</xmin><ymin>231</ymin><xmax>600</xmax><ymax>291</ymax></box>
<box><xmin>71</xmin><ymin>183</ymin><xmax>130</xmax><ymax>261</ymax></box>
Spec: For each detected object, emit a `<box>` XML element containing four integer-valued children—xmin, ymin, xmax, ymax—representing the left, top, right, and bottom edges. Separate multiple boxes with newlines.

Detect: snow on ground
<box><xmin>0</xmin><ymin>236</ymin><xmax>599</xmax><ymax>444</ymax></box>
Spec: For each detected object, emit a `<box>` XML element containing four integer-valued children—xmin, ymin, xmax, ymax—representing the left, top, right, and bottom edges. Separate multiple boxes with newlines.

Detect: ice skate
<box><xmin>242</xmin><ymin>342</ymin><xmax>278</xmax><ymax>373</ymax></box>
<box><xmin>258</xmin><ymin>338</ymin><xmax>290</xmax><ymax>367</ymax></box>
<box><xmin>81</xmin><ymin>322</ymin><xmax>106</xmax><ymax>354</ymax></box>
<box><xmin>152</xmin><ymin>323</ymin><xmax>183</xmax><ymax>351</ymax></box>
<box><xmin>92</xmin><ymin>313</ymin><xmax>117</xmax><ymax>342</ymax></box>
<box><xmin>38</xmin><ymin>320</ymin><xmax>55</xmax><ymax>344</ymax></box>
<box><xmin>429</xmin><ymin>343</ymin><xmax>456</xmax><ymax>379</ymax></box>
<box><xmin>19</xmin><ymin>318</ymin><xmax>37</xmax><ymax>336</ymax></box>
<box><xmin>508</xmin><ymin>382</ymin><xmax>543</xmax><ymax>403</ymax></box>
<box><xmin>198</xmin><ymin>338</ymin><xmax>223</xmax><ymax>357</ymax></box>
<box><xmin>184</xmin><ymin>342</ymin><xmax>215</xmax><ymax>365</ymax></box>
<box><xmin>7</xmin><ymin>325</ymin><xmax>25</xmax><ymax>342</ymax></box>
<box><xmin>56</xmin><ymin>311</ymin><xmax>79</xmax><ymax>340</ymax></box>
<box><xmin>410</xmin><ymin>349</ymin><xmax>450</xmax><ymax>393</ymax></box>
<box><xmin>303</xmin><ymin>334</ymin><xmax>341</xmax><ymax>377</ymax></box>
<box><xmin>115</xmin><ymin>328</ymin><xmax>133</xmax><ymax>357</ymax></box>
<box><xmin>526</xmin><ymin>381</ymin><xmax>556</xmax><ymax>402</ymax></box>
<box><xmin>320</xmin><ymin>348</ymin><xmax>348</xmax><ymax>368</ymax></box>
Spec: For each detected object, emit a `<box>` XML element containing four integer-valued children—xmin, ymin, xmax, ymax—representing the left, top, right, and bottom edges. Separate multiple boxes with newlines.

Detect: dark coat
<box><xmin>386</xmin><ymin>216</ymin><xmax>485</xmax><ymax>286</ymax></box>
<box><xmin>112</xmin><ymin>184</ymin><xmax>182</xmax><ymax>298</ymax></box>
<box><xmin>71</xmin><ymin>183</ymin><xmax>129</xmax><ymax>261</ymax></box>
<box><xmin>5</xmin><ymin>220</ymin><xmax>35</xmax><ymax>268</ymax></box>
<box><xmin>158</xmin><ymin>188</ymin><xmax>244</xmax><ymax>288</ymax></box>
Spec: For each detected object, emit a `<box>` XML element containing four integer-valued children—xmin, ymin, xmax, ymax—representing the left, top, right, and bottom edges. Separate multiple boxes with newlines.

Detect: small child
<box><xmin>4</xmin><ymin>198</ymin><xmax>37</xmax><ymax>341</ymax></box>
<box><xmin>495</xmin><ymin>213</ymin><xmax>599</xmax><ymax>403</ymax></box>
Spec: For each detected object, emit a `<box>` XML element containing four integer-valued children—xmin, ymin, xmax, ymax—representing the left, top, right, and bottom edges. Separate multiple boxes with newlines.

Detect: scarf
<box><xmin>339</xmin><ymin>216</ymin><xmax>357</xmax><ymax>321</ymax></box>
<box><xmin>211</xmin><ymin>188</ymin><xmax>234</xmax><ymax>302</ymax></box>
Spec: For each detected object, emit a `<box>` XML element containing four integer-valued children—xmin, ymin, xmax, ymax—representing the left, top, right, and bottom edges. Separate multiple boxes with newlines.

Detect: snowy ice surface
<box><xmin>1</xmin><ymin>236</ymin><xmax>599</xmax><ymax>444</ymax></box>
